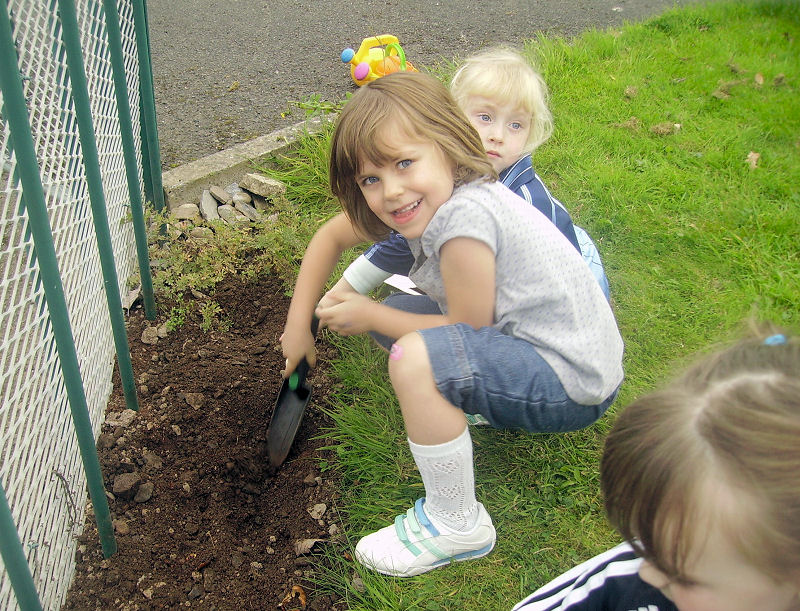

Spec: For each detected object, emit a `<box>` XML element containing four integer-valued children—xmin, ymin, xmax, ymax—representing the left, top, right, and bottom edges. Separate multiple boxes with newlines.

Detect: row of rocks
<box><xmin>170</xmin><ymin>172</ymin><xmax>288</xmax><ymax>228</ymax></box>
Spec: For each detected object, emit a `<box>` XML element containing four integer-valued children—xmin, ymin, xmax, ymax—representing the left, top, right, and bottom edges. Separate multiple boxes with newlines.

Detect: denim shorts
<box><xmin>375</xmin><ymin>294</ymin><xmax>617</xmax><ymax>433</ymax></box>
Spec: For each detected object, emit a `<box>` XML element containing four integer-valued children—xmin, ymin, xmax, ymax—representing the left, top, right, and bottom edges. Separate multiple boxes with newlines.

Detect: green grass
<box><xmin>254</xmin><ymin>1</ymin><xmax>800</xmax><ymax>608</ymax></box>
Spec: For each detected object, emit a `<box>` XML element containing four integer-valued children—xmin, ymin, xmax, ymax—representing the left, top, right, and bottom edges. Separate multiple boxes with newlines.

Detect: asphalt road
<box><xmin>147</xmin><ymin>0</ymin><xmax>711</xmax><ymax>169</ymax></box>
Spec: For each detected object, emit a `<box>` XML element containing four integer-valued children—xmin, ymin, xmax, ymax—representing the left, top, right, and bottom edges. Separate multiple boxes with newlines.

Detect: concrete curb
<box><xmin>161</xmin><ymin>115</ymin><xmax>329</xmax><ymax>210</ymax></box>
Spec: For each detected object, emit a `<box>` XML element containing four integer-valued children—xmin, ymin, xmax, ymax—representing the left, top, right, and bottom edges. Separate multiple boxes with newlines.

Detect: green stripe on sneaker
<box><xmin>394</xmin><ymin>514</ymin><xmax>422</xmax><ymax>556</ymax></box>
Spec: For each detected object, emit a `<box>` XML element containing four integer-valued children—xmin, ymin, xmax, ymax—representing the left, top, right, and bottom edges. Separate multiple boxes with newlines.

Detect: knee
<box><xmin>388</xmin><ymin>332</ymin><xmax>431</xmax><ymax>385</ymax></box>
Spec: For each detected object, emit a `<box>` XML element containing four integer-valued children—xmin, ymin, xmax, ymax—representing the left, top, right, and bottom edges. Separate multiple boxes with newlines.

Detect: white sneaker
<box><xmin>354</xmin><ymin>498</ymin><xmax>496</xmax><ymax>577</ymax></box>
<box><xmin>465</xmin><ymin>413</ymin><xmax>491</xmax><ymax>426</ymax></box>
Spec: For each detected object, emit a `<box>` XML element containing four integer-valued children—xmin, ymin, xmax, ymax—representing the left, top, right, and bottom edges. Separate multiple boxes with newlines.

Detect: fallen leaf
<box><xmin>746</xmin><ymin>151</ymin><xmax>760</xmax><ymax>170</ymax></box>
<box><xmin>713</xmin><ymin>78</ymin><xmax>748</xmax><ymax>99</ymax></box>
<box><xmin>773</xmin><ymin>73</ymin><xmax>785</xmax><ymax>86</ymax></box>
<box><xmin>727</xmin><ymin>59</ymin><xmax>746</xmax><ymax>74</ymax></box>
<box><xmin>227</xmin><ymin>80</ymin><xmax>239</xmax><ymax>92</ymax></box>
<box><xmin>612</xmin><ymin>116</ymin><xmax>641</xmax><ymax>130</ymax></box>
<box><xmin>650</xmin><ymin>122</ymin><xmax>679</xmax><ymax>136</ymax></box>
<box><xmin>122</xmin><ymin>285</ymin><xmax>141</xmax><ymax>312</ymax></box>
<box><xmin>624</xmin><ymin>86</ymin><xmax>638</xmax><ymax>98</ymax></box>
<box><xmin>294</xmin><ymin>538</ymin><xmax>326</xmax><ymax>556</ymax></box>
<box><xmin>754</xmin><ymin>73</ymin><xmax>764</xmax><ymax>87</ymax></box>
<box><xmin>278</xmin><ymin>585</ymin><xmax>307</xmax><ymax>609</ymax></box>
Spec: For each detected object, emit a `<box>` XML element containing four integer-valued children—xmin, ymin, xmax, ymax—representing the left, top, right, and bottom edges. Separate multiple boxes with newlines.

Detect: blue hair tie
<box><xmin>763</xmin><ymin>334</ymin><xmax>787</xmax><ymax>346</ymax></box>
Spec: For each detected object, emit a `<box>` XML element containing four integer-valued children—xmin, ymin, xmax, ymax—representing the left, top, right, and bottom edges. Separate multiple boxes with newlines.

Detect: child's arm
<box><xmin>281</xmin><ymin>212</ymin><xmax>364</xmax><ymax>376</ymax></box>
<box><xmin>316</xmin><ymin>237</ymin><xmax>495</xmax><ymax>339</ymax></box>
<box><xmin>317</xmin><ymin>255</ymin><xmax>391</xmax><ymax>309</ymax></box>
<box><xmin>318</xmin><ymin>232</ymin><xmax>414</xmax><ymax>307</ymax></box>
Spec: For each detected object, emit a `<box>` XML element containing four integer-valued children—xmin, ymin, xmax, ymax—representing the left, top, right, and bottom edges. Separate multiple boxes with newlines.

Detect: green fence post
<box><xmin>56</xmin><ymin>0</ymin><xmax>139</xmax><ymax>413</ymax></box>
<box><xmin>101</xmin><ymin>0</ymin><xmax>157</xmax><ymax>320</ymax></box>
<box><xmin>0</xmin><ymin>1</ymin><xmax>117</xmax><ymax>558</ymax></box>
<box><xmin>0</xmin><ymin>483</ymin><xmax>43</xmax><ymax>610</ymax></box>
<box><xmin>132</xmin><ymin>0</ymin><xmax>164</xmax><ymax>213</ymax></box>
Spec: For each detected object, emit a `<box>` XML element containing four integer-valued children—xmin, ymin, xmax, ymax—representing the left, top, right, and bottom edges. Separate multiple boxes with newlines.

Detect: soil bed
<box><xmin>64</xmin><ymin>272</ymin><xmax>341</xmax><ymax>610</ymax></box>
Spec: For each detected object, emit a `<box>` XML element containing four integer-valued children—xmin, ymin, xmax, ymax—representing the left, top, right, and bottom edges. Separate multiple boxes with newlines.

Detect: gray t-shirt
<box><xmin>407</xmin><ymin>180</ymin><xmax>623</xmax><ymax>404</ymax></box>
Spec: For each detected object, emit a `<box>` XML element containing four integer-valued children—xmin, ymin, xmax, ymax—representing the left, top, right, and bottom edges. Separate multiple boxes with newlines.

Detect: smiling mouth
<box><xmin>391</xmin><ymin>199</ymin><xmax>421</xmax><ymax>221</ymax></box>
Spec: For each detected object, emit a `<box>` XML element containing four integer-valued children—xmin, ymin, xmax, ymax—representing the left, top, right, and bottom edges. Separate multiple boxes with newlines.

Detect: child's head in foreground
<box><xmin>449</xmin><ymin>46</ymin><xmax>553</xmax><ymax>173</ymax></box>
<box><xmin>601</xmin><ymin>325</ymin><xmax>800</xmax><ymax>610</ymax></box>
<box><xmin>329</xmin><ymin>71</ymin><xmax>495</xmax><ymax>242</ymax></box>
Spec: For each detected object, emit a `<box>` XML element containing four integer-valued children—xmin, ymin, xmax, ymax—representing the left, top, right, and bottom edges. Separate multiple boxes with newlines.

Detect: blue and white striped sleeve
<box><xmin>512</xmin><ymin>542</ymin><xmax>645</xmax><ymax>611</ymax></box>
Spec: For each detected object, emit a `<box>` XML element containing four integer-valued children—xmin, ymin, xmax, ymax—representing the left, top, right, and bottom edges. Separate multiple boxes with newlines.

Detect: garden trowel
<box><xmin>267</xmin><ymin>316</ymin><xmax>319</xmax><ymax>468</ymax></box>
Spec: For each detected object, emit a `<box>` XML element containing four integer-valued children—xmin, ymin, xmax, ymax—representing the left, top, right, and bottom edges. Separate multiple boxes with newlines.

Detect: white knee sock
<box><xmin>408</xmin><ymin>426</ymin><xmax>479</xmax><ymax>532</ymax></box>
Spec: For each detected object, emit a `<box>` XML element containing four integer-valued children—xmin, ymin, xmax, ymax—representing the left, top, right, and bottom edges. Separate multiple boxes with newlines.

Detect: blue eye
<box><xmin>361</xmin><ymin>176</ymin><xmax>379</xmax><ymax>186</ymax></box>
<box><xmin>477</xmin><ymin>113</ymin><xmax>492</xmax><ymax>123</ymax></box>
<box><xmin>398</xmin><ymin>159</ymin><xmax>412</xmax><ymax>169</ymax></box>
<box><xmin>510</xmin><ymin>122</ymin><xmax>523</xmax><ymax>131</ymax></box>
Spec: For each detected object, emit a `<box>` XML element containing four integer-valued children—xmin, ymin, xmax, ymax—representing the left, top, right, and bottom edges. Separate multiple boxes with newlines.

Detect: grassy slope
<box><xmin>264</xmin><ymin>2</ymin><xmax>799</xmax><ymax>608</ymax></box>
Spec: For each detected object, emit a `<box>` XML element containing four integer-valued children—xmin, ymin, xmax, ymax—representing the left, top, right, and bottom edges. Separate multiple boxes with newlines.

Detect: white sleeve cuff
<box><xmin>342</xmin><ymin>255</ymin><xmax>393</xmax><ymax>294</ymax></box>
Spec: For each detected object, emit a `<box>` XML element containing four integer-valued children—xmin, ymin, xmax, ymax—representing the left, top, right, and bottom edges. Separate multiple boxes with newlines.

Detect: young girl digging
<box><xmin>280</xmin><ymin>71</ymin><xmax>624</xmax><ymax>577</ymax></box>
<box><xmin>514</xmin><ymin>327</ymin><xmax>800</xmax><ymax>610</ymax></box>
<box><xmin>323</xmin><ymin>46</ymin><xmax>609</xmax><ymax>309</ymax></box>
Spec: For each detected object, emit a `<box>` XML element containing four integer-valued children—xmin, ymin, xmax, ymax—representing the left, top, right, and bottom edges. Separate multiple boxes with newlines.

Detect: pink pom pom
<box><xmin>354</xmin><ymin>62</ymin><xmax>369</xmax><ymax>81</ymax></box>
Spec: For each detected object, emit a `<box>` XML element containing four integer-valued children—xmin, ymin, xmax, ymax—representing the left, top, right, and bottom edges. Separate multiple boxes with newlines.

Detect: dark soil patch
<box><xmin>64</xmin><ymin>273</ymin><xmax>342</xmax><ymax>610</ymax></box>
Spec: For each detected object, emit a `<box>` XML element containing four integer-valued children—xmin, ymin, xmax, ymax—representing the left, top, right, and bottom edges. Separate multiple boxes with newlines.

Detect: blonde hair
<box><xmin>329</xmin><ymin>71</ymin><xmax>496</xmax><ymax>241</ymax></box>
<box><xmin>449</xmin><ymin>46</ymin><xmax>553</xmax><ymax>154</ymax></box>
<box><xmin>601</xmin><ymin>325</ymin><xmax>800</xmax><ymax>583</ymax></box>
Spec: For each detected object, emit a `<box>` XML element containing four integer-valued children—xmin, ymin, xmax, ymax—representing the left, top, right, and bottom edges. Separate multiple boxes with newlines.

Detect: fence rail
<box><xmin>0</xmin><ymin>1</ymin><xmax>158</xmax><ymax>608</ymax></box>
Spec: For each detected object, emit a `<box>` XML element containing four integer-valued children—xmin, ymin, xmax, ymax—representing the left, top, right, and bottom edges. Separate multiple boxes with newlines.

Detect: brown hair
<box><xmin>329</xmin><ymin>71</ymin><xmax>496</xmax><ymax>241</ymax></box>
<box><xmin>449</xmin><ymin>46</ymin><xmax>553</xmax><ymax>154</ymax></box>
<box><xmin>602</xmin><ymin>324</ymin><xmax>800</xmax><ymax>583</ymax></box>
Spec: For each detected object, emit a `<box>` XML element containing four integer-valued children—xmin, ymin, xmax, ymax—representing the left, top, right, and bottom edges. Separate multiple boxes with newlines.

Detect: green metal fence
<box><xmin>0</xmin><ymin>1</ymin><xmax>159</xmax><ymax>608</ymax></box>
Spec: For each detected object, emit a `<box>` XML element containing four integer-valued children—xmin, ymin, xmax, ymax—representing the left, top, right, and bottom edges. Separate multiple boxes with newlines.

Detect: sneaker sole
<box><xmin>362</xmin><ymin>539</ymin><xmax>496</xmax><ymax>578</ymax></box>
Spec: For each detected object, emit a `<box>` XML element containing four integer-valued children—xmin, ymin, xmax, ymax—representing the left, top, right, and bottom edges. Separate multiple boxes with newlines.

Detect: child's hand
<box><xmin>315</xmin><ymin>293</ymin><xmax>375</xmax><ymax>336</ymax></box>
<box><xmin>318</xmin><ymin>276</ymin><xmax>359</xmax><ymax>309</ymax></box>
<box><xmin>280</xmin><ymin>323</ymin><xmax>316</xmax><ymax>378</ymax></box>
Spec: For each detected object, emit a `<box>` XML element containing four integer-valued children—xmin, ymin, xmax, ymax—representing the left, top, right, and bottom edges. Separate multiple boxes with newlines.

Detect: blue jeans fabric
<box><xmin>373</xmin><ymin>294</ymin><xmax>618</xmax><ymax>433</ymax></box>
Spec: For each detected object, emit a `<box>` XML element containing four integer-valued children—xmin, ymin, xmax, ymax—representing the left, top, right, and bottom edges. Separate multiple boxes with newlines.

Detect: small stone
<box><xmin>184</xmin><ymin>393</ymin><xmax>206</xmax><ymax>409</ymax></box>
<box><xmin>199</xmin><ymin>190</ymin><xmax>221</xmax><ymax>220</ymax></box>
<box><xmin>98</xmin><ymin>433</ymin><xmax>116</xmax><ymax>450</ymax></box>
<box><xmin>134</xmin><ymin>481</ymin><xmax>154</xmax><ymax>503</ymax></box>
<box><xmin>308</xmin><ymin>503</ymin><xmax>327</xmax><ymax>520</ymax></box>
<box><xmin>106</xmin><ymin>409</ymin><xmax>136</xmax><ymax>428</ymax></box>
<box><xmin>141</xmin><ymin>327</ymin><xmax>159</xmax><ymax>345</ymax></box>
<box><xmin>112</xmin><ymin>472</ymin><xmax>141</xmax><ymax>500</ymax></box>
<box><xmin>173</xmin><ymin>203</ymin><xmax>200</xmax><ymax>221</ymax></box>
<box><xmin>208</xmin><ymin>185</ymin><xmax>232</xmax><ymax>205</ymax></box>
<box><xmin>234</xmin><ymin>201</ymin><xmax>262</xmax><ymax>222</ymax></box>
<box><xmin>143</xmin><ymin>451</ymin><xmax>163</xmax><ymax>470</ymax></box>
<box><xmin>112</xmin><ymin>519</ymin><xmax>130</xmax><ymax>535</ymax></box>
<box><xmin>187</xmin><ymin>585</ymin><xmax>203</xmax><ymax>600</ymax></box>
<box><xmin>231</xmin><ymin>191</ymin><xmax>252</xmax><ymax>206</ymax></box>
<box><xmin>190</xmin><ymin>226</ymin><xmax>215</xmax><ymax>240</ymax></box>
<box><xmin>217</xmin><ymin>204</ymin><xmax>250</xmax><ymax>228</ymax></box>
<box><xmin>239</xmin><ymin>173</ymin><xmax>286</xmax><ymax>198</ymax></box>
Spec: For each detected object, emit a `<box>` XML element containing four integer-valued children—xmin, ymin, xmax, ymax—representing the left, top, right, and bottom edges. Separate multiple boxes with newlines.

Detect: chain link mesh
<box><xmin>1</xmin><ymin>1</ymin><xmax>142</xmax><ymax>608</ymax></box>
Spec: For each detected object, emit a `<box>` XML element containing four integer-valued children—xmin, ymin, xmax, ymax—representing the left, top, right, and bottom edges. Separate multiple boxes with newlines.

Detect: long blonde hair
<box><xmin>602</xmin><ymin>325</ymin><xmax>800</xmax><ymax>583</ymax></box>
<box><xmin>329</xmin><ymin>71</ymin><xmax>496</xmax><ymax>241</ymax></box>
